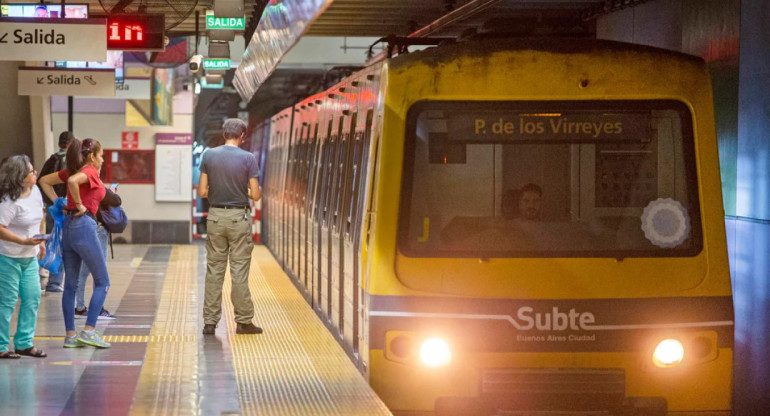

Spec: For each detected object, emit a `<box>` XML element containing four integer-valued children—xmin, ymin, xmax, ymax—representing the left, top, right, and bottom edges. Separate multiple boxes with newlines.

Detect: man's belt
<box><xmin>211</xmin><ymin>204</ymin><xmax>248</xmax><ymax>209</ymax></box>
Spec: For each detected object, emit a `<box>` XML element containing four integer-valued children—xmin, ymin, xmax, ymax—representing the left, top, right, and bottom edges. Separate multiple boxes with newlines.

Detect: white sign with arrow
<box><xmin>0</xmin><ymin>17</ymin><xmax>107</xmax><ymax>62</ymax></box>
<box><xmin>18</xmin><ymin>67</ymin><xmax>116</xmax><ymax>97</ymax></box>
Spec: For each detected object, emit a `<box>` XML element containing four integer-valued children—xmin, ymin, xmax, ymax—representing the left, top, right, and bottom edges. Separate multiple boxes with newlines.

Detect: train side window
<box><xmin>300</xmin><ymin>122</ymin><xmax>312</xmax><ymax>206</ymax></box>
<box><xmin>341</xmin><ymin>112</ymin><xmax>359</xmax><ymax>237</ymax></box>
<box><xmin>320</xmin><ymin>119</ymin><xmax>336</xmax><ymax>225</ymax></box>
<box><xmin>351</xmin><ymin>109</ymin><xmax>374</xmax><ymax>238</ymax></box>
<box><xmin>307</xmin><ymin>122</ymin><xmax>321</xmax><ymax>218</ymax></box>
<box><xmin>334</xmin><ymin>112</ymin><xmax>356</xmax><ymax>233</ymax></box>
<box><xmin>328</xmin><ymin>116</ymin><xmax>345</xmax><ymax>230</ymax></box>
<box><xmin>293</xmin><ymin>124</ymin><xmax>305</xmax><ymax>207</ymax></box>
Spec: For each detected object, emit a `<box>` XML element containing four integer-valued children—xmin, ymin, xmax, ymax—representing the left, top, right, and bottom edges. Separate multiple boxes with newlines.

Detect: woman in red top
<box><xmin>39</xmin><ymin>138</ymin><xmax>111</xmax><ymax>349</ymax></box>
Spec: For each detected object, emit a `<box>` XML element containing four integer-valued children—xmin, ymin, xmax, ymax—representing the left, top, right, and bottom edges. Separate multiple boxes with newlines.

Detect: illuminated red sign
<box><xmin>109</xmin><ymin>22</ymin><xmax>143</xmax><ymax>42</ymax></box>
<box><xmin>106</xmin><ymin>14</ymin><xmax>165</xmax><ymax>51</ymax></box>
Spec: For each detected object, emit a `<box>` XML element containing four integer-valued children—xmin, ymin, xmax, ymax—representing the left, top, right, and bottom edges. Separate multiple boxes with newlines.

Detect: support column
<box><xmin>0</xmin><ymin>62</ymin><xmax>33</xmax><ymax>162</ymax></box>
<box><xmin>29</xmin><ymin>95</ymin><xmax>55</xmax><ymax>169</ymax></box>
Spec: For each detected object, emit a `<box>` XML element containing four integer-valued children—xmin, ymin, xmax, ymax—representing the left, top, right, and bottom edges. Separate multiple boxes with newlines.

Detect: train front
<box><xmin>365</xmin><ymin>39</ymin><xmax>733</xmax><ymax>416</ymax></box>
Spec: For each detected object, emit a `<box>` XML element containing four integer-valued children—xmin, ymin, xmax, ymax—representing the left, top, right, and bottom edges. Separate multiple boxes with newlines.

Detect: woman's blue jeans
<box><xmin>62</xmin><ymin>214</ymin><xmax>110</xmax><ymax>330</ymax></box>
<box><xmin>76</xmin><ymin>225</ymin><xmax>109</xmax><ymax>310</ymax></box>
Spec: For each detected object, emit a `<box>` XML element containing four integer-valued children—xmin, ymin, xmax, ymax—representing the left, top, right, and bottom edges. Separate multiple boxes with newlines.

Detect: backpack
<box><xmin>101</xmin><ymin>205</ymin><xmax>128</xmax><ymax>233</ymax></box>
<box><xmin>39</xmin><ymin>152</ymin><xmax>67</xmax><ymax>204</ymax></box>
<box><xmin>53</xmin><ymin>152</ymin><xmax>66</xmax><ymax>172</ymax></box>
<box><xmin>101</xmin><ymin>205</ymin><xmax>128</xmax><ymax>259</ymax></box>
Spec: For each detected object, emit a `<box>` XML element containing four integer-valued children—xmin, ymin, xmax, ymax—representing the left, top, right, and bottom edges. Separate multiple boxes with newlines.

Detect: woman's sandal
<box><xmin>0</xmin><ymin>350</ymin><xmax>21</xmax><ymax>359</ymax></box>
<box><xmin>15</xmin><ymin>347</ymin><xmax>47</xmax><ymax>358</ymax></box>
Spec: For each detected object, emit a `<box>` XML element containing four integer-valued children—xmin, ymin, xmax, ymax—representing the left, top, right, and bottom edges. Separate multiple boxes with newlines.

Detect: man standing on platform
<box><xmin>198</xmin><ymin>118</ymin><xmax>262</xmax><ymax>336</ymax></box>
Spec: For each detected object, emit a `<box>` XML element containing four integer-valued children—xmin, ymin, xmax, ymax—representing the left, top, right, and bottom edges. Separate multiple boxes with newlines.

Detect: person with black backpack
<box><xmin>37</xmin><ymin>131</ymin><xmax>73</xmax><ymax>293</ymax></box>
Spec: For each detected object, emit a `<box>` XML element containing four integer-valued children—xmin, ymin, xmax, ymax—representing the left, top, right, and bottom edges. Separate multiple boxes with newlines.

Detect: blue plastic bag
<box><xmin>38</xmin><ymin>197</ymin><xmax>66</xmax><ymax>277</ymax></box>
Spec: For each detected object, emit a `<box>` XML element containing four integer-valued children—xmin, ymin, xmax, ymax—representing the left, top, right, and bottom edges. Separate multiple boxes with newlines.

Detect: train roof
<box><xmin>387</xmin><ymin>36</ymin><xmax>706</xmax><ymax>70</ymax></box>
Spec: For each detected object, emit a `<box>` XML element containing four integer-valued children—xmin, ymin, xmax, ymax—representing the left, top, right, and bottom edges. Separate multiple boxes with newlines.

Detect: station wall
<box><xmin>599</xmin><ymin>1</ymin><xmax>770</xmax><ymax>414</ymax></box>
<box><xmin>50</xmin><ymin>91</ymin><xmax>194</xmax><ymax>244</ymax></box>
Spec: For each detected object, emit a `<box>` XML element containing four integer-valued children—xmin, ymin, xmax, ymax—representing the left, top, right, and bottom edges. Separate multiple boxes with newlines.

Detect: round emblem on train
<box><xmin>640</xmin><ymin>198</ymin><xmax>691</xmax><ymax>248</ymax></box>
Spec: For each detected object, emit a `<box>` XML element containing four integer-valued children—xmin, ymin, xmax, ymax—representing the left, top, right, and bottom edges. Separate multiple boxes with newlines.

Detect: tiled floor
<box><xmin>2</xmin><ymin>244</ymin><xmax>391</xmax><ymax>416</ymax></box>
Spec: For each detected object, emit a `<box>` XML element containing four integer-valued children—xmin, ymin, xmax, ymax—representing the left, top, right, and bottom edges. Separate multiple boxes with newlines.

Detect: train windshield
<box><xmin>399</xmin><ymin>100</ymin><xmax>703</xmax><ymax>258</ymax></box>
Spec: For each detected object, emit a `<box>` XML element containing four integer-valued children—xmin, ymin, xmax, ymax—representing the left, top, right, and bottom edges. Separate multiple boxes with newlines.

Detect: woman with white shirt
<box><xmin>0</xmin><ymin>155</ymin><xmax>47</xmax><ymax>359</ymax></box>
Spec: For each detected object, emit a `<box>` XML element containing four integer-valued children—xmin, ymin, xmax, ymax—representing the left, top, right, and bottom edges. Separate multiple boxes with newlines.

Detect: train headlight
<box><xmin>652</xmin><ymin>338</ymin><xmax>684</xmax><ymax>368</ymax></box>
<box><xmin>419</xmin><ymin>338</ymin><xmax>451</xmax><ymax>367</ymax></box>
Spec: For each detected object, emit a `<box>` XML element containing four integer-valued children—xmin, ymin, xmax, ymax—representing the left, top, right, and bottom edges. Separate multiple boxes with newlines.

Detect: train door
<box><xmin>289</xmin><ymin>110</ymin><xmax>302</xmax><ymax>280</ymax></box>
<box><xmin>279</xmin><ymin>110</ymin><xmax>293</xmax><ymax>268</ymax></box>
<box><xmin>322</xmin><ymin>101</ymin><xmax>345</xmax><ymax>325</ymax></box>
<box><xmin>346</xmin><ymin>103</ymin><xmax>374</xmax><ymax>361</ymax></box>
<box><xmin>297</xmin><ymin>105</ymin><xmax>312</xmax><ymax>296</ymax></box>
<box><xmin>316</xmin><ymin>101</ymin><xmax>336</xmax><ymax>317</ymax></box>
<box><xmin>332</xmin><ymin>86</ymin><xmax>355</xmax><ymax>343</ymax></box>
<box><xmin>307</xmin><ymin>98</ymin><xmax>325</xmax><ymax>309</ymax></box>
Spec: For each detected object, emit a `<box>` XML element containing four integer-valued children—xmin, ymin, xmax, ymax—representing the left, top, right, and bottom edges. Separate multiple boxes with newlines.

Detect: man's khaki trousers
<box><xmin>203</xmin><ymin>207</ymin><xmax>254</xmax><ymax>325</ymax></box>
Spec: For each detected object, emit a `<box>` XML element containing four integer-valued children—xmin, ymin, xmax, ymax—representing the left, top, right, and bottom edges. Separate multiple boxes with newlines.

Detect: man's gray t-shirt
<box><xmin>200</xmin><ymin>145</ymin><xmax>259</xmax><ymax>206</ymax></box>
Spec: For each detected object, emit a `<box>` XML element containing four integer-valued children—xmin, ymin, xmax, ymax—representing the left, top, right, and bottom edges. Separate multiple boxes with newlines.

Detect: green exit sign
<box><xmin>203</xmin><ymin>59</ymin><xmax>230</xmax><ymax>70</ymax></box>
<box><xmin>205</xmin><ymin>12</ymin><xmax>245</xmax><ymax>30</ymax></box>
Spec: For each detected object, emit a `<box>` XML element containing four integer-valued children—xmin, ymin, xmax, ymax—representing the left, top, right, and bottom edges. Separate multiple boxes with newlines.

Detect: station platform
<box><xmin>3</xmin><ymin>244</ymin><xmax>392</xmax><ymax>416</ymax></box>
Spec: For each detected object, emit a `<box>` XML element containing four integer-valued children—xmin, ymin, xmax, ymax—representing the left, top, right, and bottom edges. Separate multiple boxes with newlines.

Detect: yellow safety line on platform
<box><xmin>130</xmin><ymin>246</ymin><xmax>200</xmax><ymax>416</ymax></box>
<box><xmin>26</xmin><ymin>335</ymin><xmax>195</xmax><ymax>343</ymax></box>
<box><xmin>130</xmin><ymin>257</ymin><xmax>143</xmax><ymax>268</ymax></box>
<box><xmin>222</xmin><ymin>246</ymin><xmax>392</xmax><ymax>416</ymax></box>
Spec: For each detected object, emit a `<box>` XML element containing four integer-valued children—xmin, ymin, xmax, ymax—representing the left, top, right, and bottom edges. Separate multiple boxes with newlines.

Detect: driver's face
<box><xmin>519</xmin><ymin>191</ymin><xmax>542</xmax><ymax>220</ymax></box>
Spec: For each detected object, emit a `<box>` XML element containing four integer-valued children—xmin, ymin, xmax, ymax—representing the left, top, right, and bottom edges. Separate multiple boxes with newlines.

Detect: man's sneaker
<box><xmin>45</xmin><ymin>284</ymin><xmax>64</xmax><ymax>293</ymax></box>
<box><xmin>236</xmin><ymin>323</ymin><xmax>263</xmax><ymax>334</ymax></box>
<box><xmin>75</xmin><ymin>308</ymin><xmax>88</xmax><ymax>318</ymax></box>
<box><xmin>97</xmin><ymin>308</ymin><xmax>116</xmax><ymax>320</ymax></box>
<box><xmin>75</xmin><ymin>330</ymin><xmax>111</xmax><ymax>348</ymax></box>
<box><xmin>63</xmin><ymin>335</ymin><xmax>84</xmax><ymax>348</ymax></box>
<box><xmin>202</xmin><ymin>324</ymin><xmax>216</xmax><ymax>335</ymax></box>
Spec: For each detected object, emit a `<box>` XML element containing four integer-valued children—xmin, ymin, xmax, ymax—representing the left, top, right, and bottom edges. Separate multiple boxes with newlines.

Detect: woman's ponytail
<box><xmin>66</xmin><ymin>138</ymin><xmax>85</xmax><ymax>176</ymax></box>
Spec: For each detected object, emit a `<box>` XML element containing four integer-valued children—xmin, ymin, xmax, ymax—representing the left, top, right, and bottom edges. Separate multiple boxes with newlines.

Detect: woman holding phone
<box><xmin>0</xmin><ymin>155</ymin><xmax>47</xmax><ymax>358</ymax></box>
<box><xmin>39</xmin><ymin>138</ymin><xmax>111</xmax><ymax>349</ymax></box>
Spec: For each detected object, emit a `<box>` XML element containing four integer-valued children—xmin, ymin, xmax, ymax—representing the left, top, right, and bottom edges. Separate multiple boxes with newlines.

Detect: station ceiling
<box><xmin>49</xmin><ymin>1</ymin><xmax>617</xmax><ymax>40</ymax></box>
<box><xmin>305</xmin><ymin>0</ymin><xmax>605</xmax><ymax>37</ymax></box>
<box><xmin>50</xmin><ymin>0</ymin><xmax>264</xmax><ymax>35</ymax></box>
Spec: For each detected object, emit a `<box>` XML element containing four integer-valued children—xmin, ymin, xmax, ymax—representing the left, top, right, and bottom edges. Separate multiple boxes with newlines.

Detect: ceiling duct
<box><xmin>214</xmin><ymin>0</ymin><xmax>244</xmax><ymax>18</ymax></box>
<box><xmin>209</xmin><ymin>42</ymin><xmax>231</xmax><ymax>58</ymax></box>
<box><xmin>209</xmin><ymin>30</ymin><xmax>236</xmax><ymax>42</ymax></box>
<box><xmin>206</xmin><ymin>74</ymin><xmax>224</xmax><ymax>84</ymax></box>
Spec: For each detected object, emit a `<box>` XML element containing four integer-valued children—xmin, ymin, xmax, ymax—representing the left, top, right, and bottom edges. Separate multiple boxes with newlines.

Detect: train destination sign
<box><xmin>18</xmin><ymin>67</ymin><xmax>115</xmax><ymax>97</ymax></box>
<box><xmin>0</xmin><ymin>17</ymin><xmax>107</xmax><ymax>61</ymax></box>
<box><xmin>447</xmin><ymin>111</ymin><xmax>651</xmax><ymax>143</ymax></box>
<box><xmin>205</xmin><ymin>12</ymin><xmax>245</xmax><ymax>30</ymax></box>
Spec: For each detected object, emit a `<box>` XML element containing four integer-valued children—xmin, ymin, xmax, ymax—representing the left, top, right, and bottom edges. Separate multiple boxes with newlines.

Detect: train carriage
<box><xmin>259</xmin><ymin>37</ymin><xmax>733</xmax><ymax>416</ymax></box>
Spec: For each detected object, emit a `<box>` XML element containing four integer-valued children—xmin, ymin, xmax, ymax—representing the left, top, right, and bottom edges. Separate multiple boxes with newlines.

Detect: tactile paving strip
<box><xmin>222</xmin><ymin>246</ymin><xmax>392</xmax><ymax>416</ymax></box>
<box><xmin>130</xmin><ymin>246</ymin><xmax>200</xmax><ymax>416</ymax></box>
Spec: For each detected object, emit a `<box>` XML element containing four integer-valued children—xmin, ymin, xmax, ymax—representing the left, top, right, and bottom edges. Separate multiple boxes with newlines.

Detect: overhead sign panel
<box><xmin>114</xmin><ymin>77</ymin><xmax>151</xmax><ymax>100</ymax></box>
<box><xmin>0</xmin><ymin>17</ymin><xmax>107</xmax><ymax>61</ymax></box>
<box><xmin>203</xmin><ymin>58</ymin><xmax>230</xmax><ymax>70</ymax></box>
<box><xmin>18</xmin><ymin>67</ymin><xmax>115</xmax><ymax>97</ymax></box>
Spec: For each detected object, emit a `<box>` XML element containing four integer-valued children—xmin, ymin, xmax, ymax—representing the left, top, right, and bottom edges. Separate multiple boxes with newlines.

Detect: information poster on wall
<box><xmin>155</xmin><ymin>133</ymin><xmax>192</xmax><ymax>201</ymax></box>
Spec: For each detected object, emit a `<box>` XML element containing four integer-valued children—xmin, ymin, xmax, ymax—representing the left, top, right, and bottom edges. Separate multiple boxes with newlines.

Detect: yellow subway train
<box><xmin>257</xmin><ymin>37</ymin><xmax>733</xmax><ymax>415</ymax></box>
